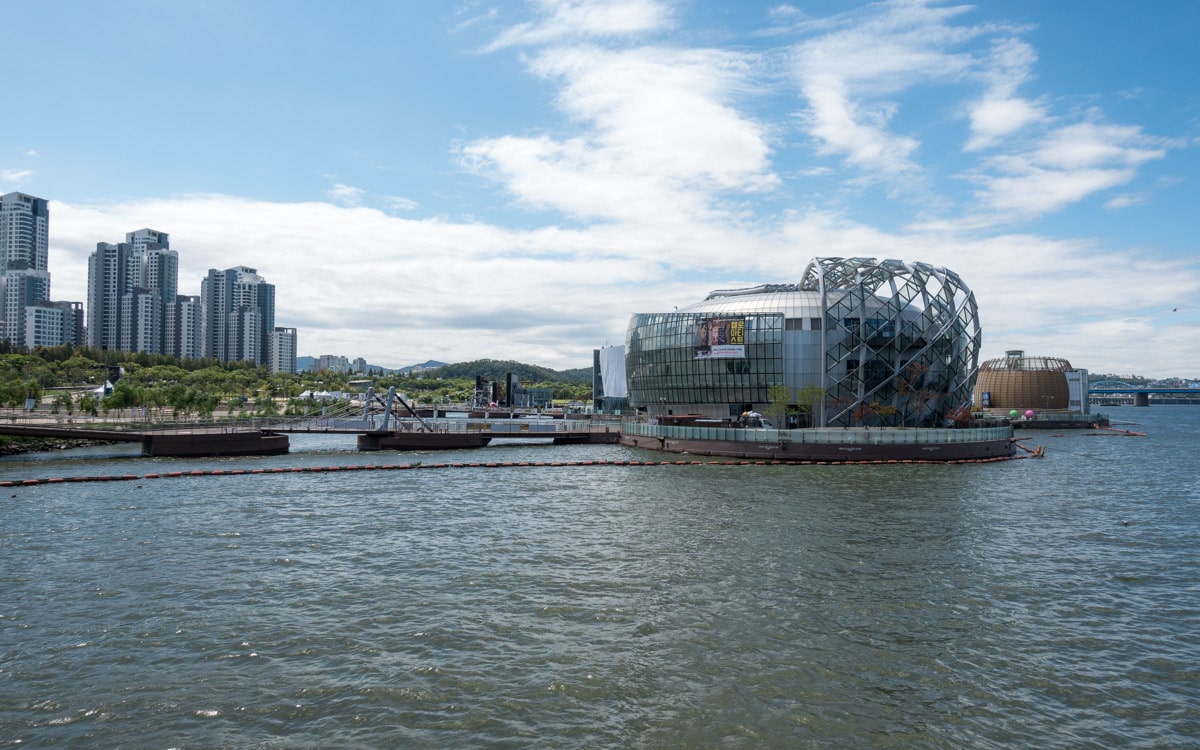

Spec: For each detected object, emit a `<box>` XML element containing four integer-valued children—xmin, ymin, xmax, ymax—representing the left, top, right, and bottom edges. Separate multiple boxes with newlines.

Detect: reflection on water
<box><xmin>1</xmin><ymin>407</ymin><xmax>1198</xmax><ymax>747</ymax></box>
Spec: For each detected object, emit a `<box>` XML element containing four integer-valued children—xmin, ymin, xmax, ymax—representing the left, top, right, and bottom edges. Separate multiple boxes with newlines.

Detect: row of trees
<box><xmin>1</xmin><ymin>346</ymin><xmax>594</xmax><ymax>418</ymax></box>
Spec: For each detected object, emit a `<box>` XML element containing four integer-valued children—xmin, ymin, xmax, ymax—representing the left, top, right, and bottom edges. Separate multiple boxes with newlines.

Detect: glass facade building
<box><xmin>626</xmin><ymin>311</ymin><xmax>784</xmax><ymax>412</ymax></box>
<box><xmin>626</xmin><ymin>257</ymin><xmax>981</xmax><ymax>427</ymax></box>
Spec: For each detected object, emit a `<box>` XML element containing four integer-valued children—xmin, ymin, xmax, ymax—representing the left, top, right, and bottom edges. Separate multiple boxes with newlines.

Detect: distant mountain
<box><xmin>400</xmin><ymin>359</ymin><xmax>450</xmax><ymax>374</ymax></box>
<box><xmin>426</xmin><ymin>359</ymin><xmax>591</xmax><ymax>384</ymax></box>
<box><xmin>297</xmin><ymin>356</ymin><xmax>449</xmax><ymax>374</ymax></box>
<box><xmin>296</xmin><ymin>357</ymin><xmax>589</xmax><ymax>382</ymax></box>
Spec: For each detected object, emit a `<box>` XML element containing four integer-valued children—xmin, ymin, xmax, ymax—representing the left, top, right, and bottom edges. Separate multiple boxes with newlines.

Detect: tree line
<box><xmin>0</xmin><ymin>346</ymin><xmax>594</xmax><ymax>418</ymax></box>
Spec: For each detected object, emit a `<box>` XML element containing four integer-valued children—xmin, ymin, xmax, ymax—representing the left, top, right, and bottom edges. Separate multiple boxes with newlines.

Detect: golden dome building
<box><xmin>973</xmin><ymin>350</ymin><xmax>1095</xmax><ymax>423</ymax></box>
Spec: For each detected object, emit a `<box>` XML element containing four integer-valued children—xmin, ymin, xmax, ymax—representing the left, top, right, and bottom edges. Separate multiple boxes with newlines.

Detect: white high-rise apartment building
<box><xmin>166</xmin><ymin>294</ymin><xmax>202</xmax><ymax>360</ymax></box>
<box><xmin>1</xmin><ymin>192</ymin><xmax>51</xmax><ymax>347</ymax></box>
<box><xmin>3</xmin><ymin>263</ymin><xmax>51</xmax><ymax>347</ymax></box>
<box><xmin>87</xmin><ymin>242</ymin><xmax>130</xmax><ymax>351</ymax></box>
<box><xmin>120</xmin><ymin>290</ymin><xmax>163</xmax><ymax>353</ymax></box>
<box><xmin>271</xmin><ymin>327</ymin><xmax>298</xmax><ymax>374</ymax></box>
<box><xmin>1</xmin><ymin>192</ymin><xmax>49</xmax><ymax>271</ymax></box>
<box><xmin>86</xmin><ymin>229</ymin><xmax>178</xmax><ymax>354</ymax></box>
<box><xmin>201</xmin><ymin>266</ymin><xmax>275</xmax><ymax>365</ymax></box>
<box><xmin>26</xmin><ymin>301</ymin><xmax>84</xmax><ymax>348</ymax></box>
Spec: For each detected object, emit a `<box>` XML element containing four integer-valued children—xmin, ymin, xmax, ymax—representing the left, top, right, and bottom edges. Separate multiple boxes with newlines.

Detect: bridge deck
<box><xmin>0</xmin><ymin>416</ymin><xmax>614</xmax><ymax>442</ymax></box>
<box><xmin>1089</xmin><ymin>388</ymin><xmax>1199</xmax><ymax>394</ymax></box>
<box><xmin>0</xmin><ymin>424</ymin><xmax>146</xmax><ymax>442</ymax></box>
<box><xmin>268</xmin><ymin>418</ymin><xmax>602</xmax><ymax>439</ymax></box>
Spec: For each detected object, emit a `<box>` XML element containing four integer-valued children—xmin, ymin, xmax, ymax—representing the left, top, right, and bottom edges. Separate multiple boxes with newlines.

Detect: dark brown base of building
<box><xmin>619</xmin><ymin>433</ymin><xmax>1015</xmax><ymax>462</ymax></box>
<box><xmin>141</xmin><ymin>431</ymin><xmax>290</xmax><ymax>457</ymax></box>
<box><xmin>358</xmin><ymin>432</ymin><xmax>494</xmax><ymax>451</ymax></box>
<box><xmin>1015</xmin><ymin>419</ymin><xmax>1109</xmax><ymax>430</ymax></box>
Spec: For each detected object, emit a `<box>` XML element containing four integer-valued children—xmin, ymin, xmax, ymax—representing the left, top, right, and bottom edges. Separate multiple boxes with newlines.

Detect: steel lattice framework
<box><xmin>801</xmin><ymin>257</ymin><xmax>981</xmax><ymax>427</ymax></box>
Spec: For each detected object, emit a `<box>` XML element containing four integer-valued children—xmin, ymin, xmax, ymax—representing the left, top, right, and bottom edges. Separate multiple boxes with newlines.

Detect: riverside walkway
<box><xmin>0</xmin><ymin>406</ymin><xmax>617</xmax><ymax>457</ymax></box>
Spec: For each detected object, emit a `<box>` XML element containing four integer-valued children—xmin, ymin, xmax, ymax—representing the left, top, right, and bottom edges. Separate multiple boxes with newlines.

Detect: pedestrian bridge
<box><xmin>0</xmin><ymin>402</ymin><xmax>615</xmax><ymax>457</ymax></box>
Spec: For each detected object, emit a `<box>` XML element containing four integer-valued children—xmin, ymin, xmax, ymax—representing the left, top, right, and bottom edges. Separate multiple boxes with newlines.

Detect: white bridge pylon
<box><xmin>366</xmin><ymin>386</ymin><xmax>432</xmax><ymax>433</ymax></box>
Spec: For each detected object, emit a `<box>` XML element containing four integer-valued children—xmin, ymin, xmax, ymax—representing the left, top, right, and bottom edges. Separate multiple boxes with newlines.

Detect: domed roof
<box><xmin>678</xmin><ymin>285</ymin><xmax>824</xmax><ymax>318</ymax></box>
<box><xmin>980</xmin><ymin>351</ymin><xmax>1073</xmax><ymax>372</ymax></box>
<box><xmin>676</xmin><ymin>257</ymin><xmax>975</xmax><ymax>321</ymax></box>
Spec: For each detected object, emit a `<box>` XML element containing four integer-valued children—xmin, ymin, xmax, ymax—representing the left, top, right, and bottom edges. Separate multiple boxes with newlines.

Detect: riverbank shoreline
<box><xmin>0</xmin><ymin>436</ymin><xmax>113</xmax><ymax>456</ymax></box>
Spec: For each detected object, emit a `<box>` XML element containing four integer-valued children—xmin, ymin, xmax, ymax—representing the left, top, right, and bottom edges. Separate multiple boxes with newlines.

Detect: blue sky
<box><xmin>3</xmin><ymin>0</ymin><xmax>1198</xmax><ymax>377</ymax></box>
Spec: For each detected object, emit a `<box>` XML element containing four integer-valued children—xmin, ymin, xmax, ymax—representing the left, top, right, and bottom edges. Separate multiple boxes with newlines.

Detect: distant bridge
<box><xmin>1089</xmin><ymin>379</ymin><xmax>1198</xmax><ymax>393</ymax></box>
<box><xmin>1088</xmin><ymin>381</ymin><xmax>1200</xmax><ymax>406</ymax></box>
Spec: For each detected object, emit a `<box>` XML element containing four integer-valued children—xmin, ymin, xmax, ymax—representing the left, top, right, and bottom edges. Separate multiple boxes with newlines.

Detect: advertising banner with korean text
<box><xmin>694</xmin><ymin>317</ymin><xmax>746</xmax><ymax>359</ymax></box>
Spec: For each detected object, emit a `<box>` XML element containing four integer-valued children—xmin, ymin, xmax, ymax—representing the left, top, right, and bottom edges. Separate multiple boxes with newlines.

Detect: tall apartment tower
<box><xmin>86</xmin><ymin>229</ymin><xmax>178</xmax><ymax>354</ymax></box>
<box><xmin>86</xmin><ymin>242</ymin><xmax>131</xmax><ymax>351</ymax></box>
<box><xmin>0</xmin><ymin>192</ymin><xmax>51</xmax><ymax>346</ymax></box>
<box><xmin>200</xmin><ymin>266</ymin><xmax>275</xmax><ymax>365</ymax></box>
<box><xmin>270</xmin><ymin>327</ymin><xmax>298</xmax><ymax>374</ymax></box>
<box><xmin>3</xmin><ymin>262</ymin><xmax>51</xmax><ymax>346</ymax></box>
<box><xmin>122</xmin><ymin>229</ymin><xmax>176</xmax><ymax>354</ymax></box>
<box><xmin>166</xmin><ymin>294</ymin><xmax>202</xmax><ymax>360</ymax></box>
<box><xmin>1</xmin><ymin>192</ymin><xmax>49</xmax><ymax>271</ymax></box>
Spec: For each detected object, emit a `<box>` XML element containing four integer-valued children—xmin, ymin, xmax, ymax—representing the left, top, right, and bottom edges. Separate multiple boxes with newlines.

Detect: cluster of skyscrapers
<box><xmin>0</xmin><ymin>191</ymin><xmax>296</xmax><ymax>373</ymax></box>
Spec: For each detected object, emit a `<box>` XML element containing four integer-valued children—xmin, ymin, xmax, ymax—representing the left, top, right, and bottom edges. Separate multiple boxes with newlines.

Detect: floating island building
<box><xmin>619</xmin><ymin>257</ymin><xmax>1016</xmax><ymax>462</ymax></box>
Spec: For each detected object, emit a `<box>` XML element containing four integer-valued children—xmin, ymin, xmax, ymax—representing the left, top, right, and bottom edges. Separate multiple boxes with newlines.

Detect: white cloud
<box><xmin>384</xmin><ymin>195</ymin><xmax>420</xmax><ymax>212</ymax></box>
<box><xmin>965</xmin><ymin>37</ymin><xmax>1044</xmax><ymax>150</ymax></box>
<box><xmin>965</xmin><ymin>96</ymin><xmax>1042</xmax><ymax>147</ymax></box>
<box><xmin>484</xmin><ymin>0</ymin><xmax>673</xmax><ymax>51</ymax></box>
<box><xmin>450</xmin><ymin>6</ymin><xmax>498</xmax><ymax>35</ymax></box>
<box><xmin>790</xmin><ymin>0</ymin><xmax>980</xmax><ymax>177</ymax></box>
<box><xmin>27</xmin><ymin>2</ymin><xmax>1199</xmax><ymax>379</ymax></box>
<box><xmin>1104</xmin><ymin>193</ymin><xmax>1149</xmax><ymax>209</ymax></box>
<box><xmin>45</xmin><ymin>194</ymin><xmax>1200</xmax><ymax>376</ymax></box>
<box><xmin>2</xmin><ymin>169</ymin><xmax>34</xmax><ymax>184</ymax></box>
<box><xmin>779</xmin><ymin>0</ymin><xmax>1171</xmax><ymax>230</ymax></box>
<box><xmin>972</xmin><ymin>121</ymin><xmax>1168</xmax><ymax>218</ymax></box>
<box><xmin>326</xmin><ymin>183</ymin><xmax>366</xmax><ymax>207</ymax></box>
<box><xmin>460</xmin><ymin>44</ymin><xmax>778</xmax><ymax>226</ymax></box>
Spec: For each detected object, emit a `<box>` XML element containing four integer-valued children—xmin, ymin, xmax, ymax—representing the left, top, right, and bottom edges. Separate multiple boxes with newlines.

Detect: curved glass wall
<box><xmin>625</xmin><ymin>312</ymin><xmax>783</xmax><ymax>413</ymax></box>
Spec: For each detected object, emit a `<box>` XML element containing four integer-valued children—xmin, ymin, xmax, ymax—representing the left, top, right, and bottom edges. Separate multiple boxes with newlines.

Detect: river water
<box><xmin>1</xmin><ymin>406</ymin><xmax>1197</xmax><ymax>748</ymax></box>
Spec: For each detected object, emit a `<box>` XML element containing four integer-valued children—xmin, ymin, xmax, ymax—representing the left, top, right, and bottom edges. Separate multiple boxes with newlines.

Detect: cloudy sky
<box><xmin>4</xmin><ymin>0</ymin><xmax>1198</xmax><ymax>377</ymax></box>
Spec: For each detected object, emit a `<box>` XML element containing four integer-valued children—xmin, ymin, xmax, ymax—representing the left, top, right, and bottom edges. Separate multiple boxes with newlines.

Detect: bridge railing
<box><xmin>0</xmin><ymin>407</ymin><xmax>310</xmax><ymax>434</ymax></box>
<box><xmin>0</xmin><ymin>407</ymin><xmax>609</xmax><ymax>436</ymax></box>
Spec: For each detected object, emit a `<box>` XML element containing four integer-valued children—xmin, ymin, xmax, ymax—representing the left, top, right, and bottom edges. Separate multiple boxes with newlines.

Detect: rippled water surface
<box><xmin>2</xmin><ymin>407</ymin><xmax>1198</xmax><ymax>748</ymax></box>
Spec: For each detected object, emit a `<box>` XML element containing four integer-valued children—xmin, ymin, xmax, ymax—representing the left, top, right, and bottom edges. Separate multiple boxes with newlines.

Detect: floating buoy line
<box><xmin>2</xmin><ymin>452</ymin><xmax>1047</xmax><ymax>490</ymax></box>
<box><xmin>1020</xmin><ymin>424</ymin><xmax>1147</xmax><ymax>461</ymax></box>
<box><xmin>1088</xmin><ymin>426</ymin><xmax>1148</xmax><ymax>437</ymax></box>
